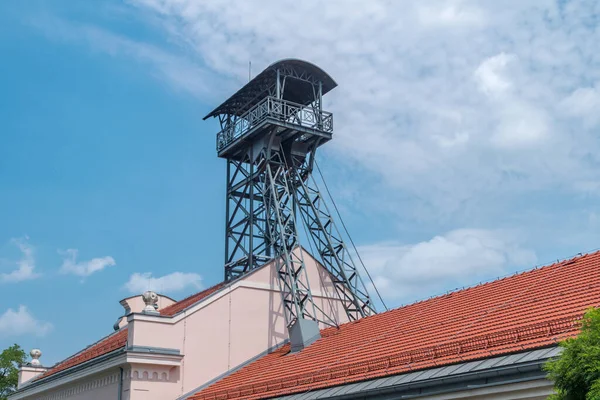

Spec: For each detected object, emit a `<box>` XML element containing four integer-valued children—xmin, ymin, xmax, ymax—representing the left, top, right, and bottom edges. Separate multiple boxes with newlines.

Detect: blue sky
<box><xmin>1</xmin><ymin>0</ymin><xmax>599</xmax><ymax>366</ymax></box>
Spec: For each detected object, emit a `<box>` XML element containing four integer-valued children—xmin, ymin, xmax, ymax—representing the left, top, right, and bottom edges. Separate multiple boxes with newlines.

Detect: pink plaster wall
<box><xmin>127</xmin><ymin>365</ymin><xmax>181</xmax><ymax>400</ymax></box>
<box><xmin>18</xmin><ymin>367</ymin><xmax>47</xmax><ymax>389</ymax></box>
<box><xmin>128</xmin><ymin>317</ymin><xmax>184</xmax><ymax>350</ymax></box>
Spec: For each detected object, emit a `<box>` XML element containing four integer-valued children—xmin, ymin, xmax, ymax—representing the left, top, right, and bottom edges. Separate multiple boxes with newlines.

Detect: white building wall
<box><xmin>26</xmin><ymin>370</ymin><xmax>121</xmax><ymax>400</ymax></box>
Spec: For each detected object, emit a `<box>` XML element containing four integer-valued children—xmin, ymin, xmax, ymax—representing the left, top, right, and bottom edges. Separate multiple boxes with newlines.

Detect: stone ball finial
<box><xmin>30</xmin><ymin>349</ymin><xmax>42</xmax><ymax>366</ymax></box>
<box><xmin>142</xmin><ymin>291</ymin><xmax>159</xmax><ymax>314</ymax></box>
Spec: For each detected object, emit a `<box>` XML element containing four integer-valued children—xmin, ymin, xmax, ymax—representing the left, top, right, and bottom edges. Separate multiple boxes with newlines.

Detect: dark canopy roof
<box><xmin>203</xmin><ymin>59</ymin><xmax>337</xmax><ymax>120</ymax></box>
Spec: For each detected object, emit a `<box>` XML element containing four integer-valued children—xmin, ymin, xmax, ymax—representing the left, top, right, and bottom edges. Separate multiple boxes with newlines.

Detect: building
<box><xmin>10</xmin><ymin>250</ymin><xmax>600</xmax><ymax>399</ymax></box>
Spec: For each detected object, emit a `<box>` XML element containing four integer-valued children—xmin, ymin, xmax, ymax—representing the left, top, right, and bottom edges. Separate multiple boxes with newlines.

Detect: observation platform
<box><xmin>204</xmin><ymin>59</ymin><xmax>337</xmax><ymax>161</ymax></box>
<box><xmin>215</xmin><ymin>96</ymin><xmax>333</xmax><ymax>159</ymax></box>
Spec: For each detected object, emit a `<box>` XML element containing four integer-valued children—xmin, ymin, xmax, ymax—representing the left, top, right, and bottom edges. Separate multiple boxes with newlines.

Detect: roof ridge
<box><xmin>33</xmin><ymin>328</ymin><xmax>128</xmax><ymax>382</ymax></box>
<box><xmin>43</xmin><ymin>327</ymin><xmax>127</xmax><ymax>370</ymax></box>
<box><xmin>159</xmin><ymin>281</ymin><xmax>228</xmax><ymax>316</ymax></box>
<box><xmin>298</xmin><ymin>250</ymin><xmax>600</xmax><ymax>338</ymax></box>
<box><xmin>170</xmin><ymin>281</ymin><xmax>225</xmax><ymax>306</ymax></box>
<box><xmin>389</xmin><ymin>249</ymin><xmax>600</xmax><ymax>311</ymax></box>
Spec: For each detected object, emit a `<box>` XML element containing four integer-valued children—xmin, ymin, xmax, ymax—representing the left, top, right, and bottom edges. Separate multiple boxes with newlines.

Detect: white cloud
<box><xmin>0</xmin><ymin>306</ymin><xmax>53</xmax><ymax>337</ymax></box>
<box><xmin>474</xmin><ymin>53</ymin><xmax>516</xmax><ymax>97</ymax></box>
<box><xmin>492</xmin><ymin>100</ymin><xmax>550</xmax><ymax>148</ymax></box>
<box><xmin>30</xmin><ymin>16</ymin><xmax>218</xmax><ymax>99</ymax></box>
<box><xmin>561</xmin><ymin>85</ymin><xmax>600</xmax><ymax>128</ymax></box>
<box><xmin>360</xmin><ymin>229</ymin><xmax>537</xmax><ymax>303</ymax></box>
<box><xmin>474</xmin><ymin>53</ymin><xmax>550</xmax><ymax>149</ymax></box>
<box><xmin>117</xmin><ymin>0</ymin><xmax>600</xmax><ymax>220</ymax></box>
<box><xmin>1</xmin><ymin>237</ymin><xmax>40</xmax><ymax>283</ymax></box>
<box><xmin>59</xmin><ymin>249</ymin><xmax>115</xmax><ymax>277</ymax></box>
<box><xmin>417</xmin><ymin>1</ymin><xmax>485</xmax><ymax>28</ymax></box>
<box><xmin>124</xmin><ymin>271</ymin><xmax>203</xmax><ymax>293</ymax></box>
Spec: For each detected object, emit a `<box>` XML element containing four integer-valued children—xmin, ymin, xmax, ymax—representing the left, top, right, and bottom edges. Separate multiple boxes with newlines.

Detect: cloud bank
<box><xmin>124</xmin><ymin>271</ymin><xmax>203</xmax><ymax>294</ymax></box>
<box><xmin>360</xmin><ymin>229</ymin><xmax>537</xmax><ymax>303</ymax></box>
<box><xmin>122</xmin><ymin>0</ymin><xmax>600</xmax><ymax>214</ymax></box>
<box><xmin>0</xmin><ymin>306</ymin><xmax>53</xmax><ymax>337</ymax></box>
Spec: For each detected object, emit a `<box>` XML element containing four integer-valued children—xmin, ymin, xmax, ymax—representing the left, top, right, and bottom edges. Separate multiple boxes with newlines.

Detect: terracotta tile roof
<box><xmin>34</xmin><ymin>282</ymin><xmax>227</xmax><ymax>382</ymax></box>
<box><xmin>34</xmin><ymin>328</ymin><xmax>128</xmax><ymax>381</ymax></box>
<box><xmin>188</xmin><ymin>250</ymin><xmax>600</xmax><ymax>400</ymax></box>
<box><xmin>160</xmin><ymin>281</ymin><xmax>227</xmax><ymax>316</ymax></box>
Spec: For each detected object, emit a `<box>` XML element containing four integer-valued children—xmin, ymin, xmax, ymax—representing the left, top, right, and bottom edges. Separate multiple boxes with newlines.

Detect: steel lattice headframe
<box><xmin>205</xmin><ymin>59</ymin><xmax>376</xmax><ymax>330</ymax></box>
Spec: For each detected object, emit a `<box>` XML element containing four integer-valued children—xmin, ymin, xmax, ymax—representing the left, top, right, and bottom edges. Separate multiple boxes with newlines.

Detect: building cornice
<box><xmin>271</xmin><ymin>347</ymin><xmax>561</xmax><ymax>400</ymax></box>
<box><xmin>9</xmin><ymin>346</ymin><xmax>183</xmax><ymax>399</ymax></box>
<box><xmin>8</xmin><ymin>350</ymin><xmax>126</xmax><ymax>400</ymax></box>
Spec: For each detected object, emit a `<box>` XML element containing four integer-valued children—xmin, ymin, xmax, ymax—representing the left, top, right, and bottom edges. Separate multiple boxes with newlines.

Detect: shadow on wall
<box><xmin>317</xmin><ymin>263</ymin><xmax>342</xmax><ymax>325</ymax></box>
<box><xmin>268</xmin><ymin>263</ymin><xmax>287</xmax><ymax>350</ymax></box>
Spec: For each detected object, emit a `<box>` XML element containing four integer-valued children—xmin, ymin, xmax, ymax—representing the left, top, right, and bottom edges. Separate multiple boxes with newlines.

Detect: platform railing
<box><xmin>216</xmin><ymin>97</ymin><xmax>333</xmax><ymax>151</ymax></box>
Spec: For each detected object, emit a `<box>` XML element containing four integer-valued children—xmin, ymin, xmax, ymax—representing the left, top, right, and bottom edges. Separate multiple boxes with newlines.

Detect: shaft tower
<box><xmin>204</xmin><ymin>59</ymin><xmax>376</xmax><ymax>339</ymax></box>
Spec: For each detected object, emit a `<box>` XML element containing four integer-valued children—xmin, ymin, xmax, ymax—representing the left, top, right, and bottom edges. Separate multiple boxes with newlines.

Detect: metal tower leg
<box><xmin>224</xmin><ymin>154</ymin><xmax>270</xmax><ymax>281</ymax></box>
<box><xmin>264</xmin><ymin>149</ymin><xmax>337</xmax><ymax>332</ymax></box>
<box><xmin>294</xmin><ymin>163</ymin><xmax>376</xmax><ymax>321</ymax></box>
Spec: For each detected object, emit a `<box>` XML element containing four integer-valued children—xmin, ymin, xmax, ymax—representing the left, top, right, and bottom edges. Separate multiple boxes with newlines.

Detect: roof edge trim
<box><xmin>203</xmin><ymin>58</ymin><xmax>337</xmax><ymax>120</ymax></box>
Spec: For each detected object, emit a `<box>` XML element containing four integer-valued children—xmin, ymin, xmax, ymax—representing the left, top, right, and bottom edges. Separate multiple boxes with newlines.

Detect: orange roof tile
<box><xmin>188</xmin><ymin>250</ymin><xmax>600</xmax><ymax>400</ymax></box>
<box><xmin>34</xmin><ymin>328</ymin><xmax>128</xmax><ymax>381</ymax></box>
<box><xmin>35</xmin><ymin>281</ymin><xmax>227</xmax><ymax>382</ymax></box>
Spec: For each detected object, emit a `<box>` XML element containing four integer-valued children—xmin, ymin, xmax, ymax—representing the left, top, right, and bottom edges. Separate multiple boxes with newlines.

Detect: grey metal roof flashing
<box><xmin>272</xmin><ymin>347</ymin><xmax>561</xmax><ymax>400</ymax></box>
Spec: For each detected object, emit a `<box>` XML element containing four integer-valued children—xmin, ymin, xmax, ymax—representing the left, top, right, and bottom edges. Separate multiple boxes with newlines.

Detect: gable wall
<box><xmin>128</xmin><ymin>249</ymin><xmax>351</xmax><ymax>399</ymax></box>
